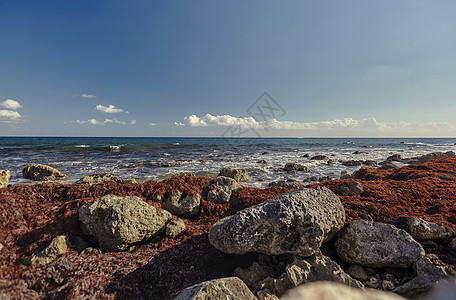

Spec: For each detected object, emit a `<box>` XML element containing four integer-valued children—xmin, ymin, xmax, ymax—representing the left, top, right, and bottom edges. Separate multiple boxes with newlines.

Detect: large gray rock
<box><xmin>407</xmin><ymin>217</ymin><xmax>453</xmax><ymax>241</ymax></box>
<box><xmin>281</xmin><ymin>281</ymin><xmax>406</xmax><ymax>300</ymax></box>
<box><xmin>79</xmin><ymin>195</ymin><xmax>171</xmax><ymax>251</ymax></box>
<box><xmin>209</xmin><ymin>186</ymin><xmax>345</xmax><ymax>256</ymax></box>
<box><xmin>173</xmin><ymin>277</ymin><xmax>257</xmax><ymax>300</ymax></box>
<box><xmin>335</xmin><ymin>220</ymin><xmax>425</xmax><ymax>268</ymax></box>
<box><xmin>159</xmin><ymin>190</ymin><xmax>201</xmax><ymax>217</ymax></box>
<box><xmin>394</xmin><ymin>255</ymin><xmax>450</xmax><ymax>298</ymax></box>
<box><xmin>23</xmin><ymin>235</ymin><xmax>71</xmax><ymax>266</ymax></box>
<box><xmin>22</xmin><ymin>164</ymin><xmax>67</xmax><ymax>181</ymax></box>
<box><xmin>236</xmin><ymin>252</ymin><xmax>362</xmax><ymax>297</ymax></box>
<box><xmin>0</xmin><ymin>170</ymin><xmax>10</xmax><ymax>188</ymax></box>
<box><xmin>207</xmin><ymin>176</ymin><xmax>242</xmax><ymax>204</ymax></box>
<box><xmin>218</xmin><ymin>167</ymin><xmax>250</xmax><ymax>182</ymax></box>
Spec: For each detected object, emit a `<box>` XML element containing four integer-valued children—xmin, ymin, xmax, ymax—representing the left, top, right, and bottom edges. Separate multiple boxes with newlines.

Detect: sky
<box><xmin>1</xmin><ymin>0</ymin><xmax>456</xmax><ymax>137</ymax></box>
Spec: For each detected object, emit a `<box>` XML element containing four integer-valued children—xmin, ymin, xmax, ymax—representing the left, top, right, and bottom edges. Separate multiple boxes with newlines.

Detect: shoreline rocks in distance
<box><xmin>22</xmin><ymin>164</ymin><xmax>68</xmax><ymax>181</ymax></box>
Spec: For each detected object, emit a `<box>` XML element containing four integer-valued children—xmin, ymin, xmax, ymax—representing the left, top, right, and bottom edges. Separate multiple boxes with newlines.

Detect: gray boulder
<box><xmin>159</xmin><ymin>190</ymin><xmax>201</xmax><ymax>217</ymax></box>
<box><xmin>416</xmin><ymin>151</ymin><xmax>455</xmax><ymax>163</ymax></box>
<box><xmin>407</xmin><ymin>217</ymin><xmax>453</xmax><ymax>241</ymax></box>
<box><xmin>165</xmin><ymin>219</ymin><xmax>186</xmax><ymax>238</ymax></box>
<box><xmin>79</xmin><ymin>195</ymin><xmax>171</xmax><ymax>251</ymax></box>
<box><xmin>209</xmin><ymin>186</ymin><xmax>345</xmax><ymax>256</ymax></box>
<box><xmin>0</xmin><ymin>170</ymin><xmax>10</xmax><ymax>188</ymax></box>
<box><xmin>342</xmin><ymin>160</ymin><xmax>363</xmax><ymax>167</ymax></box>
<box><xmin>22</xmin><ymin>164</ymin><xmax>67</xmax><ymax>181</ymax></box>
<box><xmin>281</xmin><ymin>281</ymin><xmax>406</xmax><ymax>300</ymax></box>
<box><xmin>23</xmin><ymin>235</ymin><xmax>71</xmax><ymax>266</ymax></box>
<box><xmin>335</xmin><ymin>220</ymin><xmax>425</xmax><ymax>268</ymax></box>
<box><xmin>173</xmin><ymin>277</ymin><xmax>257</xmax><ymax>300</ymax></box>
<box><xmin>284</xmin><ymin>163</ymin><xmax>310</xmax><ymax>172</ymax></box>
<box><xmin>339</xmin><ymin>181</ymin><xmax>364</xmax><ymax>195</ymax></box>
<box><xmin>236</xmin><ymin>252</ymin><xmax>362</xmax><ymax>297</ymax></box>
<box><xmin>207</xmin><ymin>176</ymin><xmax>242</xmax><ymax>204</ymax></box>
<box><xmin>218</xmin><ymin>167</ymin><xmax>250</xmax><ymax>182</ymax></box>
<box><xmin>394</xmin><ymin>255</ymin><xmax>450</xmax><ymax>298</ymax></box>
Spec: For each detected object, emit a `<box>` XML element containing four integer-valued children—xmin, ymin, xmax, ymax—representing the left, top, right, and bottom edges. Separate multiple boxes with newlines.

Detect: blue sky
<box><xmin>1</xmin><ymin>0</ymin><xmax>456</xmax><ymax>137</ymax></box>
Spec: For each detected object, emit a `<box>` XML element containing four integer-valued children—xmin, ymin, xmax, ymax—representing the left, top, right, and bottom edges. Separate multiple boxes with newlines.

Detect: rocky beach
<box><xmin>2</xmin><ymin>150</ymin><xmax>456</xmax><ymax>299</ymax></box>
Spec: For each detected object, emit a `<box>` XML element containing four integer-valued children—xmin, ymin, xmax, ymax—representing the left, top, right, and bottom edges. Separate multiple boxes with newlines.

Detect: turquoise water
<box><xmin>1</xmin><ymin>137</ymin><xmax>456</xmax><ymax>187</ymax></box>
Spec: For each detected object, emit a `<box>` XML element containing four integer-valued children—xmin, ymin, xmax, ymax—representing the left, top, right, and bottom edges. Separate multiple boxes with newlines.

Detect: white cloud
<box><xmin>178</xmin><ymin>114</ymin><xmax>456</xmax><ymax>136</ymax></box>
<box><xmin>0</xmin><ymin>99</ymin><xmax>22</xmax><ymax>110</ymax></box>
<box><xmin>82</xmin><ymin>93</ymin><xmax>96</xmax><ymax>99</ymax></box>
<box><xmin>95</xmin><ymin>104</ymin><xmax>124</xmax><ymax>114</ymax></box>
<box><xmin>76</xmin><ymin>118</ymin><xmax>126</xmax><ymax>125</ymax></box>
<box><xmin>0</xmin><ymin>110</ymin><xmax>21</xmax><ymax>121</ymax></box>
<box><xmin>149</xmin><ymin>122</ymin><xmax>158</xmax><ymax>126</ymax></box>
<box><xmin>130</xmin><ymin>120</ymin><xmax>137</xmax><ymax>125</ymax></box>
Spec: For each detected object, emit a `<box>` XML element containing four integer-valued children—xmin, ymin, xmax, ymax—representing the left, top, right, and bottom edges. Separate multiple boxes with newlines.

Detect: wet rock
<box><xmin>76</xmin><ymin>173</ymin><xmax>124</xmax><ymax>184</ymax></box>
<box><xmin>207</xmin><ymin>176</ymin><xmax>242</xmax><ymax>204</ymax></box>
<box><xmin>379</xmin><ymin>161</ymin><xmax>398</xmax><ymax>170</ymax></box>
<box><xmin>173</xmin><ymin>277</ymin><xmax>257</xmax><ymax>300</ymax></box>
<box><xmin>236</xmin><ymin>253</ymin><xmax>362</xmax><ymax>297</ymax></box>
<box><xmin>416</xmin><ymin>151</ymin><xmax>455</xmax><ymax>163</ymax></box>
<box><xmin>339</xmin><ymin>181</ymin><xmax>364</xmax><ymax>195</ymax></box>
<box><xmin>257</xmin><ymin>160</ymin><xmax>267</xmax><ymax>164</ymax></box>
<box><xmin>22</xmin><ymin>164</ymin><xmax>68</xmax><ymax>181</ymax></box>
<box><xmin>302</xmin><ymin>154</ymin><xmax>310</xmax><ymax>158</ymax></box>
<box><xmin>347</xmin><ymin>264</ymin><xmax>368</xmax><ymax>282</ymax></box>
<box><xmin>23</xmin><ymin>235</ymin><xmax>71</xmax><ymax>266</ymax></box>
<box><xmin>151</xmin><ymin>161</ymin><xmax>183</xmax><ymax>167</ymax></box>
<box><xmin>318</xmin><ymin>176</ymin><xmax>332</xmax><ymax>182</ymax></box>
<box><xmin>281</xmin><ymin>281</ymin><xmax>405</xmax><ymax>300</ymax></box>
<box><xmin>209</xmin><ymin>186</ymin><xmax>345</xmax><ymax>256</ymax></box>
<box><xmin>160</xmin><ymin>190</ymin><xmax>201</xmax><ymax>217</ymax></box>
<box><xmin>218</xmin><ymin>167</ymin><xmax>250</xmax><ymax>182</ymax></box>
<box><xmin>342</xmin><ymin>160</ymin><xmax>363</xmax><ymax>167</ymax></box>
<box><xmin>79</xmin><ymin>195</ymin><xmax>171</xmax><ymax>251</ymax></box>
<box><xmin>340</xmin><ymin>170</ymin><xmax>352</xmax><ymax>179</ymax></box>
<box><xmin>448</xmin><ymin>238</ymin><xmax>456</xmax><ymax>251</ymax></box>
<box><xmin>165</xmin><ymin>219</ymin><xmax>186</xmax><ymax>238</ymax></box>
<box><xmin>268</xmin><ymin>179</ymin><xmax>304</xmax><ymax>189</ymax></box>
<box><xmin>394</xmin><ymin>255</ymin><xmax>449</xmax><ymax>298</ymax></box>
<box><xmin>407</xmin><ymin>217</ymin><xmax>453</xmax><ymax>241</ymax></box>
<box><xmin>261</xmin><ymin>152</ymin><xmax>269</xmax><ymax>155</ymax></box>
<box><xmin>387</xmin><ymin>154</ymin><xmax>402</xmax><ymax>161</ymax></box>
<box><xmin>284</xmin><ymin>163</ymin><xmax>310</xmax><ymax>172</ymax></box>
<box><xmin>0</xmin><ymin>170</ymin><xmax>10</xmax><ymax>188</ymax></box>
<box><xmin>353</xmin><ymin>151</ymin><xmax>368</xmax><ymax>155</ymax></box>
<box><xmin>335</xmin><ymin>220</ymin><xmax>425</xmax><ymax>268</ymax></box>
<box><xmin>363</xmin><ymin>160</ymin><xmax>377</xmax><ymax>166</ymax></box>
<box><xmin>311</xmin><ymin>155</ymin><xmax>329</xmax><ymax>160</ymax></box>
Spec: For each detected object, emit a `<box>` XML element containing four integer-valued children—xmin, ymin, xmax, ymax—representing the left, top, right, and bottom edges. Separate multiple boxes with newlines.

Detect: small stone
<box><xmin>311</xmin><ymin>155</ymin><xmax>329</xmax><ymax>160</ymax></box>
<box><xmin>23</xmin><ymin>235</ymin><xmax>71</xmax><ymax>266</ymax></box>
<box><xmin>347</xmin><ymin>264</ymin><xmax>368</xmax><ymax>281</ymax></box>
<box><xmin>257</xmin><ymin>160</ymin><xmax>267</xmax><ymax>164</ymax></box>
<box><xmin>166</xmin><ymin>219</ymin><xmax>186</xmax><ymax>238</ymax></box>
<box><xmin>284</xmin><ymin>163</ymin><xmax>310</xmax><ymax>172</ymax></box>
<box><xmin>340</xmin><ymin>170</ymin><xmax>351</xmax><ymax>179</ymax></box>
<box><xmin>76</xmin><ymin>173</ymin><xmax>123</xmax><ymax>184</ymax></box>
<box><xmin>407</xmin><ymin>217</ymin><xmax>453</xmax><ymax>241</ymax></box>
<box><xmin>218</xmin><ymin>167</ymin><xmax>250</xmax><ymax>182</ymax></box>
<box><xmin>261</xmin><ymin>152</ymin><xmax>269</xmax><ymax>155</ymax></box>
<box><xmin>0</xmin><ymin>170</ymin><xmax>11</xmax><ymax>188</ymax></box>
<box><xmin>342</xmin><ymin>160</ymin><xmax>363</xmax><ymax>167</ymax></box>
<box><xmin>382</xmin><ymin>280</ymin><xmax>395</xmax><ymax>291</ymax></box>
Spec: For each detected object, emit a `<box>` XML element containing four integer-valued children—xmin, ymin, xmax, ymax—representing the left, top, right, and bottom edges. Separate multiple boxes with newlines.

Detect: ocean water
<box><xmin>1</xmin><ymin>137</ymin><xmax>456</xmax><ymax>188</ymax></box>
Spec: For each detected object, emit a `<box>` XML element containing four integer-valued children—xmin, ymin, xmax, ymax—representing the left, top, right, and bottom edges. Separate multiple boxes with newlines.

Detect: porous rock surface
<box><xmin>284</xmin><ymin>163</ymin><xmax>310</xmax><ymax>172</ymax></box>
<box><xmin>22</xmin><ymin>164</ymin><xmax>68</xmax><ymax>181</ymax></box>
<box><xmin>166</xmin><ymin>219</ymin><xmax>186</xmax><ymax>238</ymax></box>
<box><xmin>76</xmin><ymin>173</ymin><xmax>125</xmax><ymax>184</ymax></box>
<box><xmin>407</xmin><ymin>217</ymin><xmax>453</xmax><ymax>241</ymax></box>
<box><xmin>23</xmin><ymin>235</ymin><xmax>71</xmax><ymax>266</ymax></box>
<box><xmin>207</xmin><ymin>176</ymin><xmax>242</xmax><ymax>204</ymax></box>
<box><xmin>281</xmin><ymin>281</ymin><xmax>406</xmax><ymax>300</ymax></box>
<box><xmin>335</xmin><ymin>220</ymin><xmax>425</xmax><ymax>268</ymax></box>
<box><xmin>79</xmin><ymin>195</ymin><xmax>171</xmax><ymax>251</ymax></box>
<box><xmin>173</xmin><ymin>276</ymin><xmax>257</xmax><ymax>300</ymax></box>
<box><xmin>218</xmin><ymin>167</ymin><xmax>250</xmax><ymax>182</ymax></box>
<box><xmin>0</xmin><ymin>170</ymin><xmax>10</xmax><ymax>188</ymax></box>
<box><xmin>209</xmin><ymin>186</ymin><xmax>345</xmax><ymax>256</ymax></box>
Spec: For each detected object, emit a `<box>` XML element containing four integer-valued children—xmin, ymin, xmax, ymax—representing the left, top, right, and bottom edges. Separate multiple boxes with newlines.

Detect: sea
<box><xmin>1</xmin><ymin>137</ymin><xmax>456</xmax><ymax>188</ymax></box>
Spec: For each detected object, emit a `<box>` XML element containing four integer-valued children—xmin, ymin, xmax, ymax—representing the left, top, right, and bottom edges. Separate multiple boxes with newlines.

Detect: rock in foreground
<box><xmin>174</xmin><ymin>277</ymin><xmax>257</xmax><ymax>300</ymax></box>
<box><xmin>79</xmin><ymin>195</ymin><xmax>171</xmax><ymax>251</ymax></box>
<box><xmin>22</xmin><ymin>164</ymin><xmax>68</xmax><ymax>181</ymax></box>
<box><xmin>218</xmin><ymin>167</ymin><xmax>250</xmax><ymax>182</ymax></box>
<box><xmin>335</xmin><ymin>220</ymin><xmax>425</xmax><ymax>268</ymax></box>
<box><xmin>0</xmin><ymin>170</ymin><xmax>10</xmax><ymax>188</ymax></box>
<box><xmin>209</xmin><ymin>186</ymin><xmax>345</xmax><ymax>256</ymax></box>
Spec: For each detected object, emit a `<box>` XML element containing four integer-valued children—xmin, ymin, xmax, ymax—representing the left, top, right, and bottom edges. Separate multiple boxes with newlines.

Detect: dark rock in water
<box><xmin>257</xmin><ymin>160</ymin><xmax>267</xmax><ymax>164</ymax></box>
<box><xmin>363</xmin><ymin>160</ymin><xmax>377</xmax><ymax>167</ymax></box>
<box><xmin>261</xmin><ymin>152</ymin><xmax>269</xmax><ymax>155</ymax></box>
<box><xmin>268</xmin><ymin>179</ymin><xmax>304</xmax><ymax>189</ymax></box>
<box><xmin>208</xmin><ymin>186</ymin><xmax>345</xmax><ymax>256</ymax></box>
<box><xmin>342</xmin><ymin>160</ymin><xmax>363</xmax><ymax>167</ymax></box>
<box><xmin>284</xmin><ymin>163</ymin><xmax>310</xmax><ymax>172</ymax></box>
<box><xmin>218</xmin><ymin>168</ymin><xmax>250</xmax><ymax>182</ymax></box>
<box><xmin>318</xmin><ymin>176</ymin><xmax>332</xmax><ymax>182</ymax></box>
<box><xmin>23</xmin><ymin>164</ymin><xmax>68</xmax><ymax>181</ymax></box>
<box><xmin>151</xmin><ymin>161</ymin><xmax>183</xmax><ymax>167</ymax></box>
<box><xmin>327</xmin><ymin>159</ymin><xmax>333</xmax><ymax>165</ymax></box>
<box><xmin>416</xmin><ymin>151</ymin><xmax>455</xmax><ymax>163</ymax></box>
<box><xmin>387</xmin><ymin>154</ymin><xmax>402</xmax><ymax>162</ymax></box>
<box><xmin>352</xmin><ymin>151</ymin><xmax>368</xmax><ymax>155</ymax></box>
<box><xmin>379</xmin><ymin>162</ymin><xmax>398</xmax><ymax>170</ymax></box>
<box><xmin>311</xmin><ymin>155</ymin><xmax>329</xmax><ymax>160</ymax></box>
<box><xmin>302</xmin><ymin>154</ymin><xmax>310</xmax><ymax>158</ymax></box>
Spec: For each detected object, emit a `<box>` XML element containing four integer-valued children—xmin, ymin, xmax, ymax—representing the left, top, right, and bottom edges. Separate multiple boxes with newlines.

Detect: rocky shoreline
<box><xmin>1</xmin><ymin>152</ymin><xmax>456</xmax><ymax>299</ymax></box>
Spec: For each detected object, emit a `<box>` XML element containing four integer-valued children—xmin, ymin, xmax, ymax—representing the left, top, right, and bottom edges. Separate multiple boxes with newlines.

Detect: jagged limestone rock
<box><xmin>218</xmin><ymin>167</ymin><xmax>250</xmax><ymax>182</ymax></box>
<box><xmin>23</xmin><ymin>235</ymin><xmax>71</xmax><ymax>266</ymax></box>
<box><xmin>209</xmin><ymin>187</ymin><xmax>345</xmax><ymax>256</ymax></box>
<box><xmin>207</xmin><ymin>176</ymin><xmax>242</xmax><ymax>204</ymax></box>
